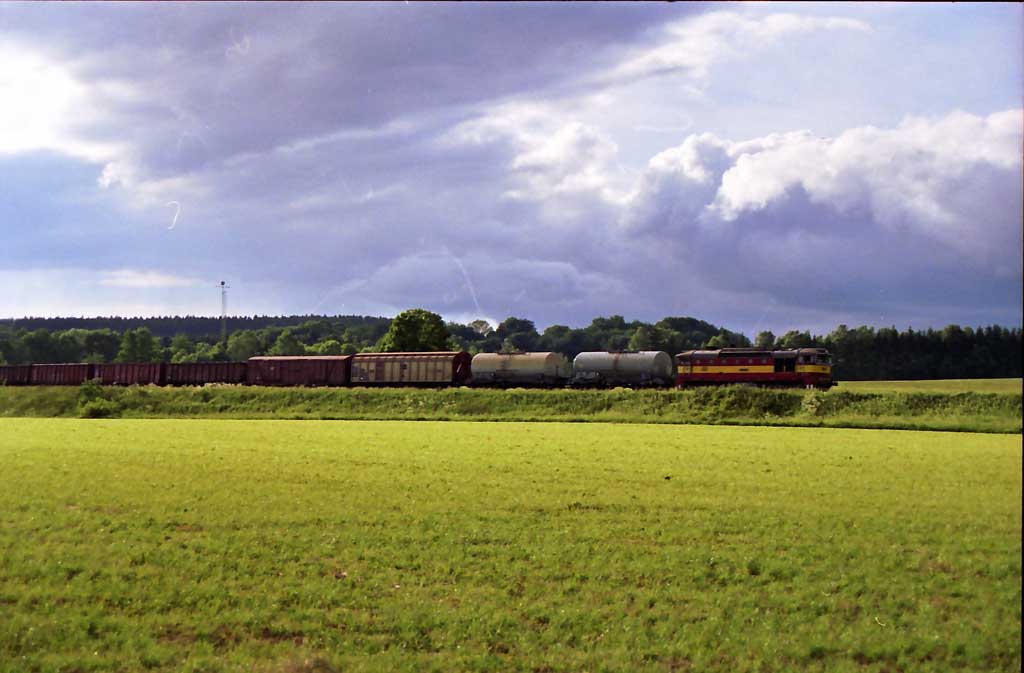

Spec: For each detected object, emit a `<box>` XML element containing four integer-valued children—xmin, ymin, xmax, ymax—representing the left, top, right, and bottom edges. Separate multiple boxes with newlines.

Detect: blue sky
<box><xmin>1</xmin><ymin>2</ymin><xmax>1020</xmax><ymax>336</ymax></box>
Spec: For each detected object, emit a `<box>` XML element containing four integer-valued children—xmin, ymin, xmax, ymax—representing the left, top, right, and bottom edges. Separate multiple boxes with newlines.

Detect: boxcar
<box><xmin>165</xmin><ymin>362</ymin><xmax>248</xmax><ymax>386</ymax></box>
<box><xmin>30</xmin><ymin>363</ymin><xmax>94</xmax><ymax>386</ymax></box>
<box><xmin>572</xmin><ymin>351</ymin><xmax>674</xmax><ymax>387</ymax></box>
<box><xmin>675</xmin><ymin>348</ymin><xmax>833</xmax><ymax>389</ymax></box>
<box><xmin>94</xmin><ymin>363</ymin><xmax>165</xmax><ymax>386</ymax></box>
<box><xmin>350</xmin><ymin>352</ymin><xmax>471</xmax><ymax>386</ymax></box>
<box><xmin>470</xmin><ymin>352</ymin><xmax>571</xmax><ymax>386</ymax></box>
<box><xmin>0</xmin><ymin>365</ymin><xmax>32</xmax><ymax>386</ymax></box>
<box><xmin>246</xmin><ymin>356</ymin><xmax>351</xmax><ymax>386</ymax></box>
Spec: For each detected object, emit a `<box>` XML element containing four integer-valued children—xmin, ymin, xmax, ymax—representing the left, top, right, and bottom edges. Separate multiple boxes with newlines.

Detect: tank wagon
<box><xmin>350</xmin><ymin>352</ymin><xmax>472</xmax><ymax>386</ymax></box>
<box><xmin>676</xmin><ymin>348</ymin><xmax>833</xmax><ymax>389</ymax></box>
<box><xmin>571</xmin><ymin>351</ymin><xmax>675</xmax><ymax>387</ymax></box>
<box><xmin>471</xmin><ymin>352</ymin><xmax>571</xmax><ymax>387</ymax></box>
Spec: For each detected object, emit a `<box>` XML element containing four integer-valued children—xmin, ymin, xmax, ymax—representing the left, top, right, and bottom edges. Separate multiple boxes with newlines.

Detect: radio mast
<box><xmin>220</xmin><ymin>280</ymin><xmax>230</xmax><ymax>345</ymax></box>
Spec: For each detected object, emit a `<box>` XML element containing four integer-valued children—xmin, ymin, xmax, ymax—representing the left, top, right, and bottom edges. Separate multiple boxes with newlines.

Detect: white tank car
<box><xmin>572</xmin><ymin>351</ymin><xmax>674</xmax><ymax>387</ymax></box>
<box><xmin>471</xmin><ymin>352</ymin><xmax>571</xmax><ymax>386</ymax></box>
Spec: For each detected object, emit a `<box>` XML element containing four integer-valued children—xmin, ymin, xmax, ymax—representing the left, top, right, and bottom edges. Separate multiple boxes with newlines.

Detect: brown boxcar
<box><xmin>349</xmin><ymin>352</ymin><xmax>471</xmax><ymax>386</ymax></box>
<box><xmin>30</xmin><ymin>363</ymin><xmax>95</xmax><ymax>385</ymax></box>
<box><xmin>0</xmin><ymin>365</ymin><xmax>32</xmax><ymax>385</ymax></box>
<box><xmin>246</xmin><ymin>356</ymin><xmax>351</xmax><ymax>386</ymax></box>
<box><xmin>165</xmin><ymin>362</ymin><xmax>248</xmax><ymax>386</ymax></box>
<box><xmin>94</xmin><ymin>363</ymin><xmax>164</xmax><ymax>386</ymax></box>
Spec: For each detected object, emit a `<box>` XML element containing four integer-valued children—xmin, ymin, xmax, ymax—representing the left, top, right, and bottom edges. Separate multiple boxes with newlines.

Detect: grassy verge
<box><xmin>0</xmin><ymin>384</ymin><xmax>1019</xmax><ymax>433</ymax></box>
<box><xmin>1</xmin><ymin>419</ymin><xmax>1019</xmax><ymax>673</ymax></box>
<box><xmin>837</xmin><ymin>378</ymin><xmax>1021</xmax><ymax>394</ymax></box>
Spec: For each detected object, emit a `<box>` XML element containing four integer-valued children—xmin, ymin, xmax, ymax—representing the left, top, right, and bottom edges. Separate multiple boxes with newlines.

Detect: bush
<box><xmin>78</xmin><ymin>399</ymin><xmax>122</xmax><ymax>419</ymax></box>
<box><xmin>77</xmin><ymin>378</ymin><xmax>122</xmax><ymax>418</ymax></box>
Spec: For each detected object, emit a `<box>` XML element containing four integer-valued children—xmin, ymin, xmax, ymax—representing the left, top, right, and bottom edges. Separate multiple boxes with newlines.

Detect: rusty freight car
<box><xmin>94</xmin><ymin>363</ymin><xmax>164</xmax><ymax>386</ymax></box>
<box><xmin>246</xmin><ymin>356</ymin><xmax>351</xmax><ymax>386</ymax></box>
<box><xmin>0</xmin><ymin>365</ymin><xmax>32</xmax><ymax>385</ymax></box>
<box><xmin>165</xmin><ymin>362</ymin><xmax>248</xmax><ymax>386</ymax></box>
<box><xmin>30</xmin><ymin>363</ymin><xmax>95</xmax><ymax>385</ymax></box>
<box><xmin>349</xmin><ymin>352</ymin><xmax>471</xmax><ymax>386</ymax></box>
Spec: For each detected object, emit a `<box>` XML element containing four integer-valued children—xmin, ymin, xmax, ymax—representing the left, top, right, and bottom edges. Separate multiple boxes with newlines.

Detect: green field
<box><xmin>837</xmin><ymin>379</ymin><xmax>1022</xmax><ymax>394</ymax></box>
<box><xmin>1</xmin><ymin>419</ymin><xmax>1019</xmax><ymax>673</ymax></box>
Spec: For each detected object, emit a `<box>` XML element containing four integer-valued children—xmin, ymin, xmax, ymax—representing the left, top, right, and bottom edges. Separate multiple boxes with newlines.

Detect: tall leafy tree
<box><xmin>309</xmin><ymin>339</ymin><xmax>344</xmax><ymax>355</ymax></box>
<box><xmin>628</xmin><ymin>325</ymin><xmax>654</xmax><ymax>351</ymax></box>
<box><xmin>269</xmin><ymin>329</ymin><xmax>306</xmax><ymax>356</ymax></box>
<box><xmin>116</xmin><ymin>327</ymin><xmax>160</xmax><ymax>362</ymax></box>
<box><xmin>22</xmin><ymin>329</ymin><xmax>57</xmax><ymax>363</ymax></box>
<box><xmin>378</xmin><ymin>309</ymin><xmax>450</xmax><ymax>352</ymax></box>
<box><xmin>227</xmin><ymin>330</ymin><xmax>262</xmax><ymax>361</ymax></box>
<box><xmin>83</xmin><ymin>329</ymin><xmax>121</xmax><ymax>362</ymax></box>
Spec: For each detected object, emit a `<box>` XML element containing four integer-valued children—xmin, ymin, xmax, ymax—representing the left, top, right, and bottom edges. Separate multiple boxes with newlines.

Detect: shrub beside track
<box><xmin>0</xmin><ymin>384</ymin><xmax>1019</xmax><ymax>433</ymax></box>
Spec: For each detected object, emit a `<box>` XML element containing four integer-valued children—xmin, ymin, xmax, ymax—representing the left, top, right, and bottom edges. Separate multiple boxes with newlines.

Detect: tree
<box><xmin>378</xmin><ymin>309</ymin><xmax>450</xmax><ymax>352</ymax></box>
<box><xmin>496</xmin><ymin>317</ymin><xmax>536</xmax><ymax>338</ymax></box>
<box><xmin>495</xmin><ymin>317</ymin><xmax>539</xmax><ymax>351</ymax></box>
<box><xmin>170</xmin><ymin>334</ymin><xmax>194</xmax><ymax>362</ymax></box>
<box><xmin>269</xmin><ymin>329</ymin><xmax>306</xmax><ymax>356</ymax></box>
<box><xmin>22</xmin><ymin>329</ymin><xmax>57</xmax><ymax>363</ymax></box>
<box><xmin>116</xmin><ymin>327</ymin><xmax>159</xmax><ymax>362</ymax></box>
<box><xmin>469</xmin><ymin>319</ymin><xmax>494</xmax><ymax>336</ymax></box>
<box><xmin>83</xmin><ymin>329</ymin><xmax>121</xmax><ymax>363</ymax></box>
<box><xmin>54</xmin><ymin>329</ymin><xmax>89</xmax><ymax>362</ymax></box>
<box><xmin>755</xmin><ymin>331</ymin><xmax>776</xmax><ymax>349</ymax></box>
<box><xmin>705</xmin><ymin>334</ymin><xmax>731</xmax><ymax>349</ymax></box>
<box><xmin>628</xmin><ymin>325</ymin><xmax>654</xmax><ymax>351</ymax></box>
<box><xmin>704</xmin><ymin>329</ymin><xmax>750</xmax><ymax>349</ymax></box>
<box><xmin>776</xmin><ymin>330</ymin><xmax>813</xmax><ymax>350</ymax></box>
<box><xmin>309</xmin><ymin>339</ymin><xmax>344</xmax><ymax>355</ymax></box>
<box><xmin>227</xmin><ymin>330</ymin><xmax>262</xmax><ymax>361</ymax></box>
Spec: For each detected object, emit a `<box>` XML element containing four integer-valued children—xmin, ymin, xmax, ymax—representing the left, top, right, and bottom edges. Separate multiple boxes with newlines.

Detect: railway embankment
<box><xmin>0</xmin><ymin>383</ymin><xmax>1019</xmax><ymax>433</ymax></box>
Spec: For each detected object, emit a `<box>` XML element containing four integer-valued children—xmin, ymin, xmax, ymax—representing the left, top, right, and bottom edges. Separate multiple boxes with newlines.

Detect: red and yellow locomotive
<box><xmin>675</xmin><ymin>348</ymin><xmax>833</xmax><ymax>389</ymax></box>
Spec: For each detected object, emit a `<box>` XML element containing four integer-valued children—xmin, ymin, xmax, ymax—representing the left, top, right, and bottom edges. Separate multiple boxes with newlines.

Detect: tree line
<box><xmin>0</xmin><ymin>309</ymin><xmax>1020</xmax><ymax>381</ymax></box>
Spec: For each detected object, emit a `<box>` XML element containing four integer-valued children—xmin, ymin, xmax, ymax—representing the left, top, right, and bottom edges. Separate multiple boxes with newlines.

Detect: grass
<box><xmin>837</xmin><ymin>379</ymin><xmax>1021</xmax><ymax>394</ymax></box>
<box><xmin>0</xmin><ymin>419</ymin><xmax>1020</xmax><ymax>673</ymax></box>
<box><xmin>0</xmin><ymin>383</ymin><xmax>1020</xmax><ymax>433</ymax></box>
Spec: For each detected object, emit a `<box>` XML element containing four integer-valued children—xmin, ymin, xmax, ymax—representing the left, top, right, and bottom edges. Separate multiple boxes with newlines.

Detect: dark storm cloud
<box><xmin>4</xmin><ymin>2</ymin><xmax>694</xmax><ymax>177</ymax></box>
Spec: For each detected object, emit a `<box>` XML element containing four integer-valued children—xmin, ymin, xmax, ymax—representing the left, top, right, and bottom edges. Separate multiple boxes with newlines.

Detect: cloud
<box><xmin>0</xmin><ymin>268</ymin><xmax>255</xmax><ymax>319</ymax></box>
<box><xmin>309</xmin><ymin>251</ymin><xmax>631</xmax><ymax>328</ymax></box>
<box><xmin>621</xmin><ymin>109</ymin><xmax>1023</xmax><ymax>329</ymax></box>
<box><xmin>97</xmin><ymin>270</ymin><xmax>201</xmax><ymax>289</ymax></box>
<box><xmin>0</xmin><ymin>43</ymin><xmax>126</xmax><ymax>164</ymax></box>
<box><xmin>0</xmin><ymin>3</ymin><xmax>1019</xmax><ymax>337</ymax></box>
<box><xmin>602</xmin><ymin>11</ymin><xmax>870</xmax><ymax>86</ymax></box>
<box><xmin>706</xmin><ymin>109</ymin><xmax>1022</xmax><ymax>268</ymax></box>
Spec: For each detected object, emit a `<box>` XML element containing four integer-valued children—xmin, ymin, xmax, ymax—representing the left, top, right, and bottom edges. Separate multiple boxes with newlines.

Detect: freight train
<box><xmin>1</xmin><ymin>348</ymin><xmax>834</xmax><ymax>389</ymax></box>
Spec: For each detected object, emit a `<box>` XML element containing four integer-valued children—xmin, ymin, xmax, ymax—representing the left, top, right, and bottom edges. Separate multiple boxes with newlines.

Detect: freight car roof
<box><xmin>248</xmin><ymin>356</ymin><xmax>353</xmax><ymax>361</ymax></box>
<box><xmin>350</xmin><ymin>351</ymin><xmax>467</xmax><ymax>357</ymax></box>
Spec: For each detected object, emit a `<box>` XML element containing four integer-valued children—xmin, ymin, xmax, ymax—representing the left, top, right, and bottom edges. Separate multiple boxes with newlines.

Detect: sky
<box><xmin>1</xmin><ymin>1</ymin><xmax>1021</xmax><ymax>337</ymax></box>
